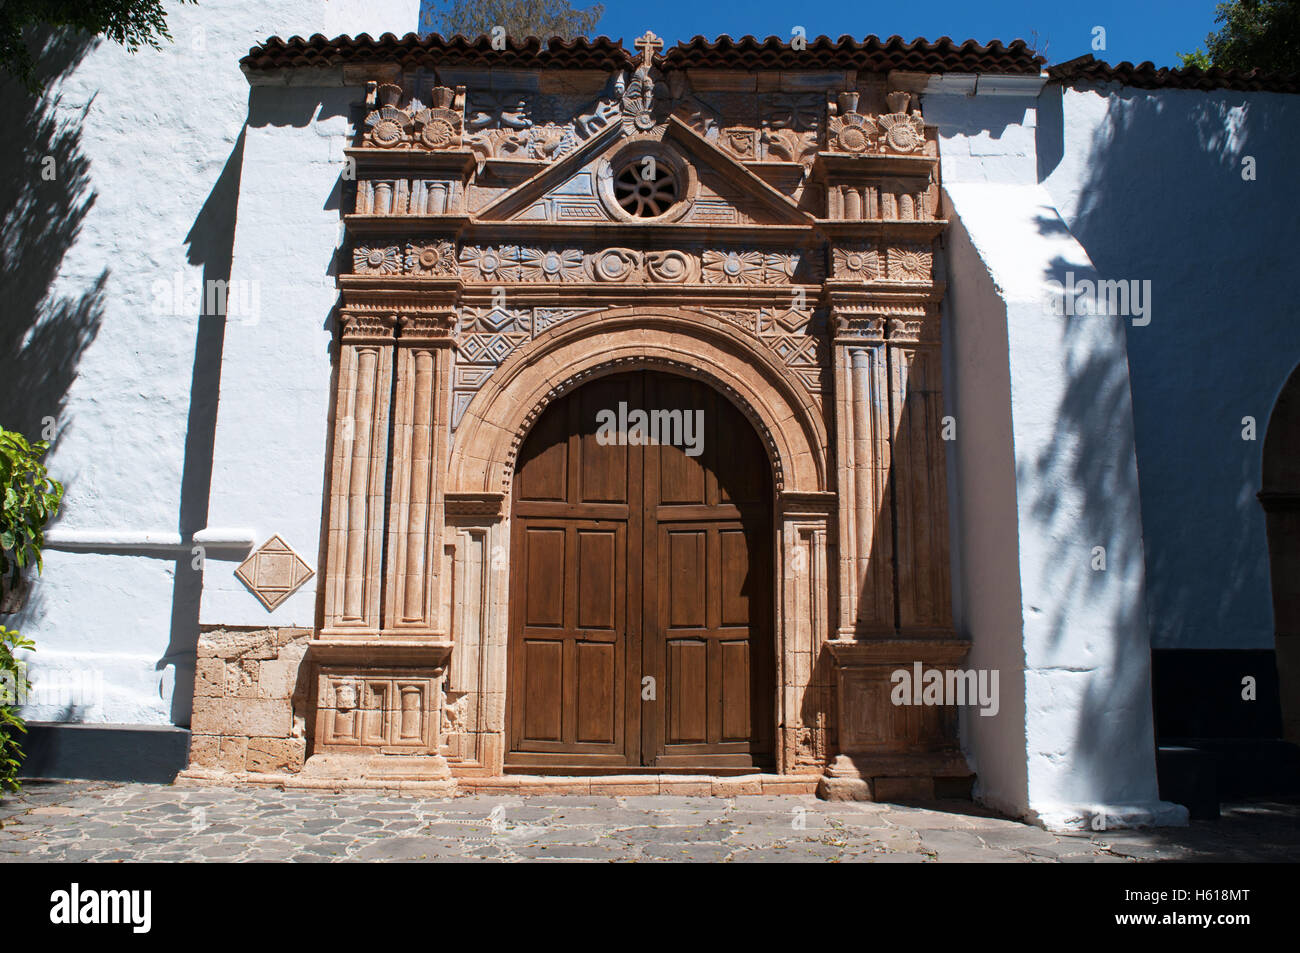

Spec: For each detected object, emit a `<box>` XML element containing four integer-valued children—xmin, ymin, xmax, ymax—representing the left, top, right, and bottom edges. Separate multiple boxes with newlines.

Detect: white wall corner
<box><xmin>944</xmin><ymin>180</ymin><xmax>1184</xmax><ymax>828</ymax></box>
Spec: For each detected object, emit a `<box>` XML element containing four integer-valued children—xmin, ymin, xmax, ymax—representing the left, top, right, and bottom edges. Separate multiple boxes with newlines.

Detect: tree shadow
<box><xmin>0</xmin><ymin>30</ymin><xmax>104</xmax><ymax>442</ymax></box>
<box><xmin>1031</xmin><ymin>82</ymin><xmax>1296</xmax><ymax>804</ymax></box>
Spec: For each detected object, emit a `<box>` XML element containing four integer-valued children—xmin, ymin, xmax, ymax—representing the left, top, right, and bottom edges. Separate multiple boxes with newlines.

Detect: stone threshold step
<box><xmin>175</xmin><ymin>768</ymin><xmax>820</xmax><ymax>797</ymax></box>
<box><xmin>458</xmin><ymin>774</ymin><xmax>820</xmax><ymax>796</ymax></box>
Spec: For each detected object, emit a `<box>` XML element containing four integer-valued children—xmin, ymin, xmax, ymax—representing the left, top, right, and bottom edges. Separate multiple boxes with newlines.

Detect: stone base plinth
<box><xmin>817</xmin><ymin>753</ymin><xmax>973</xmax><ymax>802</ymax></box>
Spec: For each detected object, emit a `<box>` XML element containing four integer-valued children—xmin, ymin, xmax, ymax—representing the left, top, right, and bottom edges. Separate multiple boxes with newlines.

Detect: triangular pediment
<box><xmin>475</xmin><ymin>116</ymin><xmax>812</xmax><ymax>227</ymax></box>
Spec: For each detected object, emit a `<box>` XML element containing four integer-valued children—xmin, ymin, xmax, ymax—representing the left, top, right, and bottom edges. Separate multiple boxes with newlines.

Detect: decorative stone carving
<box><xmin>827</xmin><ymin>92</ymin><xmax>876</xmax><ymax>154</ymax></box>
<box><xmin>317</xmin><ymin>668</ymin><xmax>442</xmax><ymax>751</ymax></box>
<box><xmin>235</xmin><ymin>535</ymin><xmax>315</xmax><ymax>611</ymax></box>
<box><xmin>353</xmin><ymin>244</ymin><xmax>402</xmax><ymax>275</ymax></box>
<box><xmin>519</xmin><ymin>247</ymin><xmax>584</xmax><ymax>282</ymax></box>
<box><xmin>404</xmin><ymin>241</ymin><xmax>458</xmax><ymax>277</ymax></box>
<box><xmin>362</xmin><ymin>83</ymin><xmax>466</xmax><ymax>152</ymax></box>
<box><xmin>459</xmin><ymin>245</ymin><xmax>520</xmax><ymax>282</ymax></box>
<box><xmin>878</xmin><ymin>91</ymin><xmax>928</xmax><ymax>154</ymax></box>
<box><xmin>702</xmin><ymin>249</ymin><xmax>764</xmax><ymax>284</ymax></box>
<box><xmin>832</xmin><ymin>245</ymin><xmax>883</xmax><ymax>281</ymax></box>
<box><xmin>621</xmin><ymin>31</ymin><xmax>667</xmax><ymax>134</ymax></box>
<box><xmin>315</xmin><ymin>53</ymin><xmax>956</xmax><ymax>790</ymax></box>
<box><xmin>888</xmin><ymin>245</ymin><xmax>934</xmax><ymax>282</ymax></box>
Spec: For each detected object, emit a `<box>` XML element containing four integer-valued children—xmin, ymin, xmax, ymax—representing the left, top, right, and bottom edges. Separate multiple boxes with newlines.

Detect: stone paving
<box><xmin>0</xmin><ymin>781</ymin><xmax>1297</xmax><ymax>862</ymax></box>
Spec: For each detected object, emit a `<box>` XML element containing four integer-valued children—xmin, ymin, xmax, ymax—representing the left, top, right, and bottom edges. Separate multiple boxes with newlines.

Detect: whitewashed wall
<box><xmin>929</xmin><ymin>80</ymin><xmax>1182</xmax><ymax>828</ymax></box>
<box><xmin>1</xmin><ymin>1</ymin><xmax>418</xmax><ymax>727</ymax></box>
<box><xmin>1041</xmin><ymin>83</ymin><xmax>1300</xmax><ymax>652</ymax></box>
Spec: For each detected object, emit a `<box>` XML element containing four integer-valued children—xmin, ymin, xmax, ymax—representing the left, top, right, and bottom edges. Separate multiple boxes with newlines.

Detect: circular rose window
<box><xmin>613</xmin><ymin>160</ymin><xmax>680</xmax><ymax>218</ymax></box>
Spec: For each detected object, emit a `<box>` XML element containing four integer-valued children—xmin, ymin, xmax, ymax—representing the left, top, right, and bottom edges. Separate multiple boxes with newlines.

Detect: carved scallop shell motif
<box><xmin>832</xmin><ymin>114</ymin><xmax>875</xmax><ymax>154</ymax></box>
<box><xmin>413</xmin><ymin>106</ymin><xmax>462</xmax><ymax>149</ymax></box>
<box><xmin>365</xmin><ymin>105</ymin><xmax>410</xmax><ymax>147</ymax></box>
<box><xmin>877</xmin><ymin>113</ymin><xmax>926</xmax><ymax>153</ymax></box>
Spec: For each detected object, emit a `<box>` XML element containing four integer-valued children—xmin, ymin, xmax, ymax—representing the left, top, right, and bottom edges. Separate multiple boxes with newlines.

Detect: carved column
<box><xmin>322</xmin><ymin>312</ymin><xmax>395</xmax><ymax>636</ymax></box>
<box><xmin>383</xmin><ymin>313</ymin><xmax>455</xmax><ymax>636</ymax></box>
<box><xmin>887</xmin><ymin>314</ymin><xmax>953</xmax><ymax>635</ymax></box>
<box><xmin>833</xmin><ymin>319</ymin><xmax>895</xmax><ymax>637</ymax></box>
<box><xmin>441</xmin><ymin>493</ymin><xmax>508</xmax><ymax>775</ymax></box>
<box><xmin>778</xmin><ymin>492</ymin><xmax>838</xmax><ymax>774</ymax></box>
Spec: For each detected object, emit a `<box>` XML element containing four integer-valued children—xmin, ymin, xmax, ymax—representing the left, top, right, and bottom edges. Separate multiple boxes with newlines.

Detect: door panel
<box><xmin>507</xmin><ymin>371</ymin><xmax>772</xmax><ymax>772</ymax></box>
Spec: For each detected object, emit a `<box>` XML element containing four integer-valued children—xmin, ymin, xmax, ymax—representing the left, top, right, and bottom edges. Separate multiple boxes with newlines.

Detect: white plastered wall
<box><xmin>928</xmin><ymin>79</ymin><xmax>1185</xmax><ymax>829</ymax></box>
<box><xmin>3</xmin><ymin>1</ymin><xmax>418</xmax><ymax>727</ymax></box>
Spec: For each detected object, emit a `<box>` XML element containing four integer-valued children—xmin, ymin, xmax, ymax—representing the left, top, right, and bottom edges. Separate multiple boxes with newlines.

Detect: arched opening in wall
<box><xmin>505</xmin><ymin>369</ymin><xmax>775</xmax><ymax>774</ymax></box>
<box><xmin>1261</xmin><ymin>362</ymin><xmax>1300</xmax><ymax>745</ymax></box>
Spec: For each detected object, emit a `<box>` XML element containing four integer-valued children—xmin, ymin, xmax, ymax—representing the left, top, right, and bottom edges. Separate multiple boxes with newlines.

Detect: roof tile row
<box><xmin>240</xmin><ymin>34</ymin><xmax>1300</xmax><ymax>93</ymax></box>
<box><xmin>1048</xmin><ymin>54</ymin><xmax>1300</xmax><ymax>93</ymax></box>
<box><xmin>240</xmin><ymin>32</ymin><xmax>1043</xmax><ymax>74</ymax></box>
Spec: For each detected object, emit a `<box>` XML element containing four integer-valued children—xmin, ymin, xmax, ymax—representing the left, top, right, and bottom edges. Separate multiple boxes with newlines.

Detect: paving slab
<box><xmin>1</xmin><ymin>782</ymin><xmax>1296</xmax><ymax>862</ymax></box>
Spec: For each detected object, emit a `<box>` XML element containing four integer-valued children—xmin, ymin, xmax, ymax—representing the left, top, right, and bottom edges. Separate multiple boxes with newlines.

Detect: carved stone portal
<box><xmin>197</xmin><ymin>42</ymin><xmax>966</xmax><ymax>796</ymax></box>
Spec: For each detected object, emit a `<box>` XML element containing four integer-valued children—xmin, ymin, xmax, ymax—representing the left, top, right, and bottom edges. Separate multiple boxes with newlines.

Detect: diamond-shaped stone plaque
<box><xmin>235</xmin><ymin>535</ymin><xmax>314</xmax><ymax>611</ymax></box>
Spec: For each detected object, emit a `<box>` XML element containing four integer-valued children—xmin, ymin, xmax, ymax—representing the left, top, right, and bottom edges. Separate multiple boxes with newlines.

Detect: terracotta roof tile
<box><xmin>241</xmin><ymin>32</ymin><xmax>1045</xmax><ymax>74</ymax></box>
<box><xmin>1048</xmin><ymin>54</ymin><xmax>1300</xmax><ymax>94</ymax></box>
<box><xmin>662</xmin><ymin>34</ymin><xmax>1044</xmax><ymax>73</ymax></box>
<box><xmin>240</xmin><ymin>32</ymin><xmax>632</xmax><ymax>72</ymax></box>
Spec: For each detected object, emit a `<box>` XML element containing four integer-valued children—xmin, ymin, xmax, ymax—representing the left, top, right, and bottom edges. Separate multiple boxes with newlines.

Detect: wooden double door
<box><xmin>507</xmin><ymin>371</ymin><xmax>774</xmax><ymax>773</ymax></box>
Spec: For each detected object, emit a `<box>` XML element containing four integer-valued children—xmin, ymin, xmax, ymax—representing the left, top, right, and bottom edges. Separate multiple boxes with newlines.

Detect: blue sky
<box><xmin>419</xmin><ymin>0</ymin><xmax>1223</xmax><ymax>67</ymax></box>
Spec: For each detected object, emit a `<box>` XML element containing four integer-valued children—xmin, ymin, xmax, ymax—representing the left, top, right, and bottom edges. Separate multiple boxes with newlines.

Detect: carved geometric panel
<box><xmin>316</xmin><ymin>667</ymin><xmax>442</xmax><ymax>752</ymax></box>
<box><xmin>234</xmin><ymin>534</ymin><xmax>314</xmax><ymax>611</ymax></box>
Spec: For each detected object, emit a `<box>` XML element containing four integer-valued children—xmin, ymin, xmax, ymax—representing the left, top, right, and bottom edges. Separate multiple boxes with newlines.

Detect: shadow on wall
<box><xmin>1043</xmin><ymin>84</ymin><xmax>1299</xmax><ymax>772</ymax></box>
<box><xmin>161</xmin><ymin>124</ymin><xmax>248</xmax><ymax>728</ymax></box>
<box><xmin>1051</xmin><ymin>84</ymin><xmax>1293</xmax><ymax>656</ymax></box>
<box><xmin>0</xmin><ymin>31</ymin><xmax>104</xmax><ymax>440</ymax></box>
<box><xmin>1035</xmin><ymin>238</ymin><xmax>1155</xmax><ymax>797</ymax></box>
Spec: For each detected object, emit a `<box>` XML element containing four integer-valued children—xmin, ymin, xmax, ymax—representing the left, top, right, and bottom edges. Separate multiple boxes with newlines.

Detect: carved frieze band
<box><xmin>352</xmin><ymin>242</ymin><xmax>828</xmax><ymax>285</ymax></box>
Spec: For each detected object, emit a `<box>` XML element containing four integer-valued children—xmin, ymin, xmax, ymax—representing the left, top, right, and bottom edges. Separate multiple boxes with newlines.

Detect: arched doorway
<box><xmin>505</xmin><ymin>370</ymin><xmax>775</xmax><ymax>773</ymax></box>
<box><xmin>1262</xmin><ymin>363</ymin><xmax>1300</xmax><ymax>744</ymax></box>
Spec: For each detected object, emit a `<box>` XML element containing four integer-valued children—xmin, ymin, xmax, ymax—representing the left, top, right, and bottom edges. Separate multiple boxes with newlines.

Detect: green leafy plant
<box><xmin>0</xmin><ymin>0</ymin><xmax>198</xmax><ymax>92</ymax></box>
<box><xmin>0</xmin><ymin>427</ymin><xmax>62</xmax><ymax>794</ymax></box>
<box><xmin>1181</xmin><ymin>0</ymin><xmax>1300</xmax><ymax>73</ymax></box>
<box><xmin>1</xmin><ymin>428</ymin><xmax>63</xmax><ymax>589</ymax></box>
<box><xmin>1177</xmin><ymin>49</ymin><xmax>1214</xmax><ymax>70</ymax></box>
<box><xmin>1</xmin><ymin>625</ymin><xmax>34</xmax><ymax>793</ymax></box>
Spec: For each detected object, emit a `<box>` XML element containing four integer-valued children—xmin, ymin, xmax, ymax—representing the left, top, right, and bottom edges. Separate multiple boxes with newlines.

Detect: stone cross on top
<box><xmin>634</xmin><ymin>30</ymin><xmax>663</xmax><ymax>69</ymax></box>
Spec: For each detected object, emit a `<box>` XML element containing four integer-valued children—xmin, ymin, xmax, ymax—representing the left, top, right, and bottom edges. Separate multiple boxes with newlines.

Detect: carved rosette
<box><xmin>404</xmin><ymin>241</ymin><xmax>459</xmax><ymax>278</ymax></box>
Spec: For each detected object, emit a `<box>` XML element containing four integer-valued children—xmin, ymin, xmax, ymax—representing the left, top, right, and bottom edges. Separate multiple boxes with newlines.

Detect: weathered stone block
<box><xmin>217</xmin><ymin>736</ymin><xmax>247</xmax><ymax>772</ymax></box>
<box><xmin>258</xmin><ymin>657</ymin><xmax>304</xmax><ymax>699</ymax></box>
<box><xmin>194</xmin><ymin>659</ymin><xmax>224</xmax><ymax>698</ymax></box>
<box><xmin>189</xmin><ymin>733</ymin><xmax>219</xmax><ymax>767</ymax></box>
<box><xmin>225</xmin><ymin>697</ymin><xmax>293</xmax><ymax>738</ymax></box>
<box><xmin>246</xmin><ymin>736</ymin><xmax>307</xmax><ymax>774</ymax></box>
